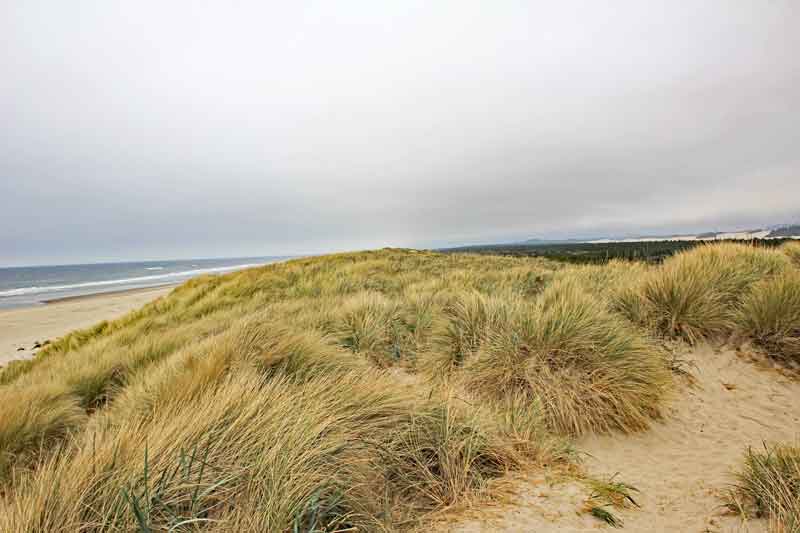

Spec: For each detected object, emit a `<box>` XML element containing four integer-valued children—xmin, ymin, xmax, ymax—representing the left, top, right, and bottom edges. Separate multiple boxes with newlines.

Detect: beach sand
<box><xmin>0</xmin><ymin>286</ymin><xmax>174</xmax><ymax>367</ymax></box>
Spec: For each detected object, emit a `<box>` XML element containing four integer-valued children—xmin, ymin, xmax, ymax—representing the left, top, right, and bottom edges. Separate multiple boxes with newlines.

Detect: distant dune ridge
<box><xmin>520</xmin><ymin>223</ymin><xmax>800</xmax><ymax>246</ymax></box>
<box><xmin>0</xmin><ymin>242</ymin><xmax>799</xmax><ymax>531</ymax></box>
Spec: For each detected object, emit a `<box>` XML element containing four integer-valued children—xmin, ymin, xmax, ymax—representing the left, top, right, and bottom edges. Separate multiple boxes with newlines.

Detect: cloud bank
<box><xmin>1</xmin><ymin>1</ymin><xmax>798</xmax><ymax>265</ymax></box>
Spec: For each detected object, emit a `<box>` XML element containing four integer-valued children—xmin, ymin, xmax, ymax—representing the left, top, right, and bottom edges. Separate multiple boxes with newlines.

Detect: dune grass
<box><xmin>731</xmin><ymin>443</ymin><xmax>800</xmax><ymax>533</ymax></box>
<box><xmin>2</xmin><ymin>368</ymin><xmax>555</xmax><ymax>532</ymax></box>
<box><xmin>736</xmin><ymin>270</ymin><xmax>800</xmax><ymax>366</ymax></box>
<box><xmin>783</xmin><ymin>241</ymin><xmax>800</xmax><ymax>268</ymax></box>
<box><xmin>0</xmin><ymin>251</ymin><xmax>568</xmax><ymax>531</ymax></box>
<box><xmin>635</xmin><ymin>243</ymin><xmax>791</xmax><ymax>343</ymax></box>
<box><xmin>0</xmin><ymin>243</ymin><xmax>797</xmax><ymax>530</ymax></box>
<box><xmin>462</xmin><ymin>279</ymin><xmax>671</xmax><ymax>435</ymax></box>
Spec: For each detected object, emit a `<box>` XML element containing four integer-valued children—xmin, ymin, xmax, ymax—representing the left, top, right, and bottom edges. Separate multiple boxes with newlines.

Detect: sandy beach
<box><xmin>0</xmin><ymin>286</ymin><xmax>174</xmax><ymax>367</ymax></box>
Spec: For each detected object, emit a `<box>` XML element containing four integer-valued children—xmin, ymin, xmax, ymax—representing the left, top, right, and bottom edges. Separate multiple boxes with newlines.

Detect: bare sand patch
<box><xmin>449</xmin><ymin>347</ymin><xmax>800</xmax><ymax>532</ymax></box>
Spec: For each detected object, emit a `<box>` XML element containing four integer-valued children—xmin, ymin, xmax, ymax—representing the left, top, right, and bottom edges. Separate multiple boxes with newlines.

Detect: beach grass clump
<box><xmin>464</xmin><ymin>279</ymin><xmax>671</xmax><ymax>435</ymax></box>
<box><xmin>397</xmin><ymin>288</ymin><xmax>445</xmax><ymax>367</ymax></box>
<box><xmin>782</xmin><ymin>240</ymin><xmax>800</xmax><ymax>267</ymax></box>
<box><xmin>639</xmin><ymin>260</ymin><xmax>731</xmax><ymax>343</ymax></box>
<box><xmin>554</xmin><ymin>261</ymin><xmax>654</xmax><ymax>327</ymax></box>
<box><xmin>0</xmin><ymin>314</ymin><xmax>360</xmax><ymax>483</ymax></box>
<box><xmin>249</xmin><ymin>321</ymin><xmax>365</xmax><ymax>379</ymax></box>
<box><xmin>583</xmin><ymin>473</ymin><xmax>640</xmax><ymax>528</ymax></box>
<box><xmin>0</xmin><ymin>384</ymin><xmax>86</xmax><ymax>480</ymax></box>
<box><xmin>639</xmin><ymin>242</ymin><xmax>791</xmax><ymax>343</ymax></box>
<box><xmin>332</xmin><ymin>291</ymin><xmax>405</xmax><ymax>365</ymax></box>
<box><xmin>736</xmin><ymin>271</ymin><xmax>800</xmax><ymax>365</ymax></box>
<box><xmin>1</xmin><ymin>370</ymin><xmax>399</xmax><ymax>532</ymax></box>
<box><xmin>488</xmin><ymin>393</ymin><xmax>576</xmax><ymax>461</ymax></box>
<box><xmin>554</xmin><ymin>260</ymin><xmax>648</xmax><ymax>296</ymax></box>
<box><xmin>731</xmin><ymin>443</ymin><xmax>800</xmax><ymax>532</ymax></box>
<box><xmin>426</xmin><ymin>291</ymin><xmax>522</xmax><ymax>376</ymax></box>
<box><xmin>609</xmin><ymin>277</ymin><xmax>653</xmax><ymax>328</ymax></box>
<box><xmin>383</xmin><ymin>395</ymin><xmax>522</xmax><ymax>513</ymax></box>
<box><xmin>0</xmin><ymin>368</ymin><xmax>545</xmax><ymax>532</ymax></box>
<box><xmin>0</xmin><ymin>358</ymin><xmax>37</xmax><ymax>386</ymax></box>
<box><xmin>106</xmin><ymin>316</ymin><xmax>365</xmax><ymax>423</ymax></box>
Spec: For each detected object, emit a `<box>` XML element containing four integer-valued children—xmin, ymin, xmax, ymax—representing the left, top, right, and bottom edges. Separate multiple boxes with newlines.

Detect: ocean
<box><xmin>0</xmin><ymin>256</ymin><xmax>288</xmax><ymax>309</ymax></box>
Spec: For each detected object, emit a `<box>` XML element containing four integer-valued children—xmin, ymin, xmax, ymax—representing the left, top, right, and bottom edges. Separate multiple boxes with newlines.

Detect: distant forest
<box><xmin>439</xmin><ymin>238</ymin><xmax>797</xmax><ymax>264</ymax></box>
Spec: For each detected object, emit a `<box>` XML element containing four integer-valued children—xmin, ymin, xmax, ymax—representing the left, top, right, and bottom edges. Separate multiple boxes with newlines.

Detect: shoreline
<box><xmin>0</xmin><ymin>286</ymin><xmax>173</xmax><ymax>368</ymax></box>
<box><xmin>0</xmin><ymin>257</ymin><xmax>292</xmax><ymax>312</ymax></box>
<box><xmin>0</xmin><ymin>258</ymin><xmax>293</xmax><ymax>369</ymax></box>
<box><xmin>40</xmin><ymin>283</ymin><xmax>181</xmax><ymax>305</ymax></box>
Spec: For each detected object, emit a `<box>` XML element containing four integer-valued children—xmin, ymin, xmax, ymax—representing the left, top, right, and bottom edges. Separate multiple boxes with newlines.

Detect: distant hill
<box><xmin>443</xmin><ymin>223</ymin><xmax>800</xmax><ymax>253</ymax></box>
<box><xmin>519</xmin><ymin>238</ymin><xmax>585</xmax><ymax>245</ymax></box>
<box><xmin>519</xmin><ymin>225</ymin><xmax>800</xmax><ymax>246</ymax></box>
<box><xmin>767</xmin><ymin>225</ymin><xmax>800</xmax><ymax>238</ymax></box>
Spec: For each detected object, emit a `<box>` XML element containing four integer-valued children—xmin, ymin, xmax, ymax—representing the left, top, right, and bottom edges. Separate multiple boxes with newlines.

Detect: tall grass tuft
<box><xmin>332</xmin><ymin>291</ymin><xmax>404</xmax><ymax>365</ymax></box>
<box><xmin>640</xmin><ymin>243</ymin><xmax>790</xmax><ymax>343</ymax></box>
<box><xmin>782</xmin><ymin>240</ymin><xmax>800</xmax><ymax>267</ymax></box>
<box><xmin>465</xmin><ymin>279</ymin><xmax>671</xmax><ymax>435</ymax></box>
<box><xmin>0</xmin><ymin>384</ymin><xmax>86</xmax><ymax>480</ymax></box>
<box><xmin>427</xmin><ymin>291</ymin><xmax>521</xmax><ymax>376</ymax></box>
<box><xmin>731</xmin><ymin>443</ymin><xmax>800</xmax><ymax>532</ymax></box>
<box><xmin>736</xmin><ymin>271</ymin><xmax>800</xmax><ymax>365</ymax></box>
<box><xmin>640</xmin><ymin>261</ymin><xmax>731</xmax><ymax>343</ymax></box>
<box><xmin>384</xmin><ymin>395</ymin><xmax>515</xmax><ymax>513</ymax></box>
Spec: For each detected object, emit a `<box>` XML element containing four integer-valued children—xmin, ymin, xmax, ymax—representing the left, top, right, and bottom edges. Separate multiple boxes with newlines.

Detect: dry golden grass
<box><xmin>462</xmin><ymin>279</ymin><xmax>671</xmax><ymax>435</ymax></box>
<box><xmin>0</xmin><ymin>383</ymin><xmax>86</xmax><ymax>480</ymax></box>
<box><xmin>0</xmin><ymin>243</ymin><xmax>797</xmax><ymax>531</ymax></box>
<box><xmin>1</xmin><ymin>368</ymin><xmax>563</xmax><ymax>532</ymax></box>
<box><xmin>638</xmin><ymin>243</ymin><xmax>791</xmax><ymax>343</ymax></box>
<box><xmin>731</xmin><ymin>443</ymin><xmax>800</xmax><ymax>533</ymax></box>
<box><xmin>783</xmin><ymin>241</ymin><xmax>800</xmax><ymax>268</ymax></box>
<box><xmin>737</xmin><ymin>270</ymin><xmax>800</xmax><ymax>366</ymax></box>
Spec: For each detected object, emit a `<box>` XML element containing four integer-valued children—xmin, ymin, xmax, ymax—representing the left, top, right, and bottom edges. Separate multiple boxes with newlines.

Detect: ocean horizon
<box><xmin>0</xmin><ymin>256</ymin><xmax>289</xmax><ymax>309</ymax></box>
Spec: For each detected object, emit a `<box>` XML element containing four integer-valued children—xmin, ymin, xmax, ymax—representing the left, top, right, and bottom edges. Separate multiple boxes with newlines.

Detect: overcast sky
<box><xmin>1</xmin><ymin>1</ymin><xmax>799</xmax><ymax>266</ymax></box>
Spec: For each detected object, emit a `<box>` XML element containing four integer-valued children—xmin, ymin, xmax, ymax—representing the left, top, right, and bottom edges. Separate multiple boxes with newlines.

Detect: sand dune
<box><xmin>451</xmin><ymin>347</ymin><xmax>800</xmax><ymax>532</ymax></box>
<box><xmin>2</xmin><ymin>246</ymin><xmax>798</xmax><ymax>531</ymax></box>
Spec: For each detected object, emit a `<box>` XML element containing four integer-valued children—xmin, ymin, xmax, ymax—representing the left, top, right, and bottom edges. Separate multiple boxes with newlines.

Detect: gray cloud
<box><xmin>1</xmin><ymin>1</ymin><xmax>799</xmax><ymax>265</ymax></box>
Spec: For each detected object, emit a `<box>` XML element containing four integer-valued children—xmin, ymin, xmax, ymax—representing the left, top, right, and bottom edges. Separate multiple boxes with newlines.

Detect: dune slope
<box><xmin>1</xmin><ymin>243</ymin><xmax>798</xmax><ymax>532</ymax></box>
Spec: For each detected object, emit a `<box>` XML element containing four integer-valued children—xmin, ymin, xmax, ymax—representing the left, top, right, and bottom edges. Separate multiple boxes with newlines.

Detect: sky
<box><xmin>1</xmin><ymin>1</ymin><xmax>799</xmax><ymax>266</ymax></box>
